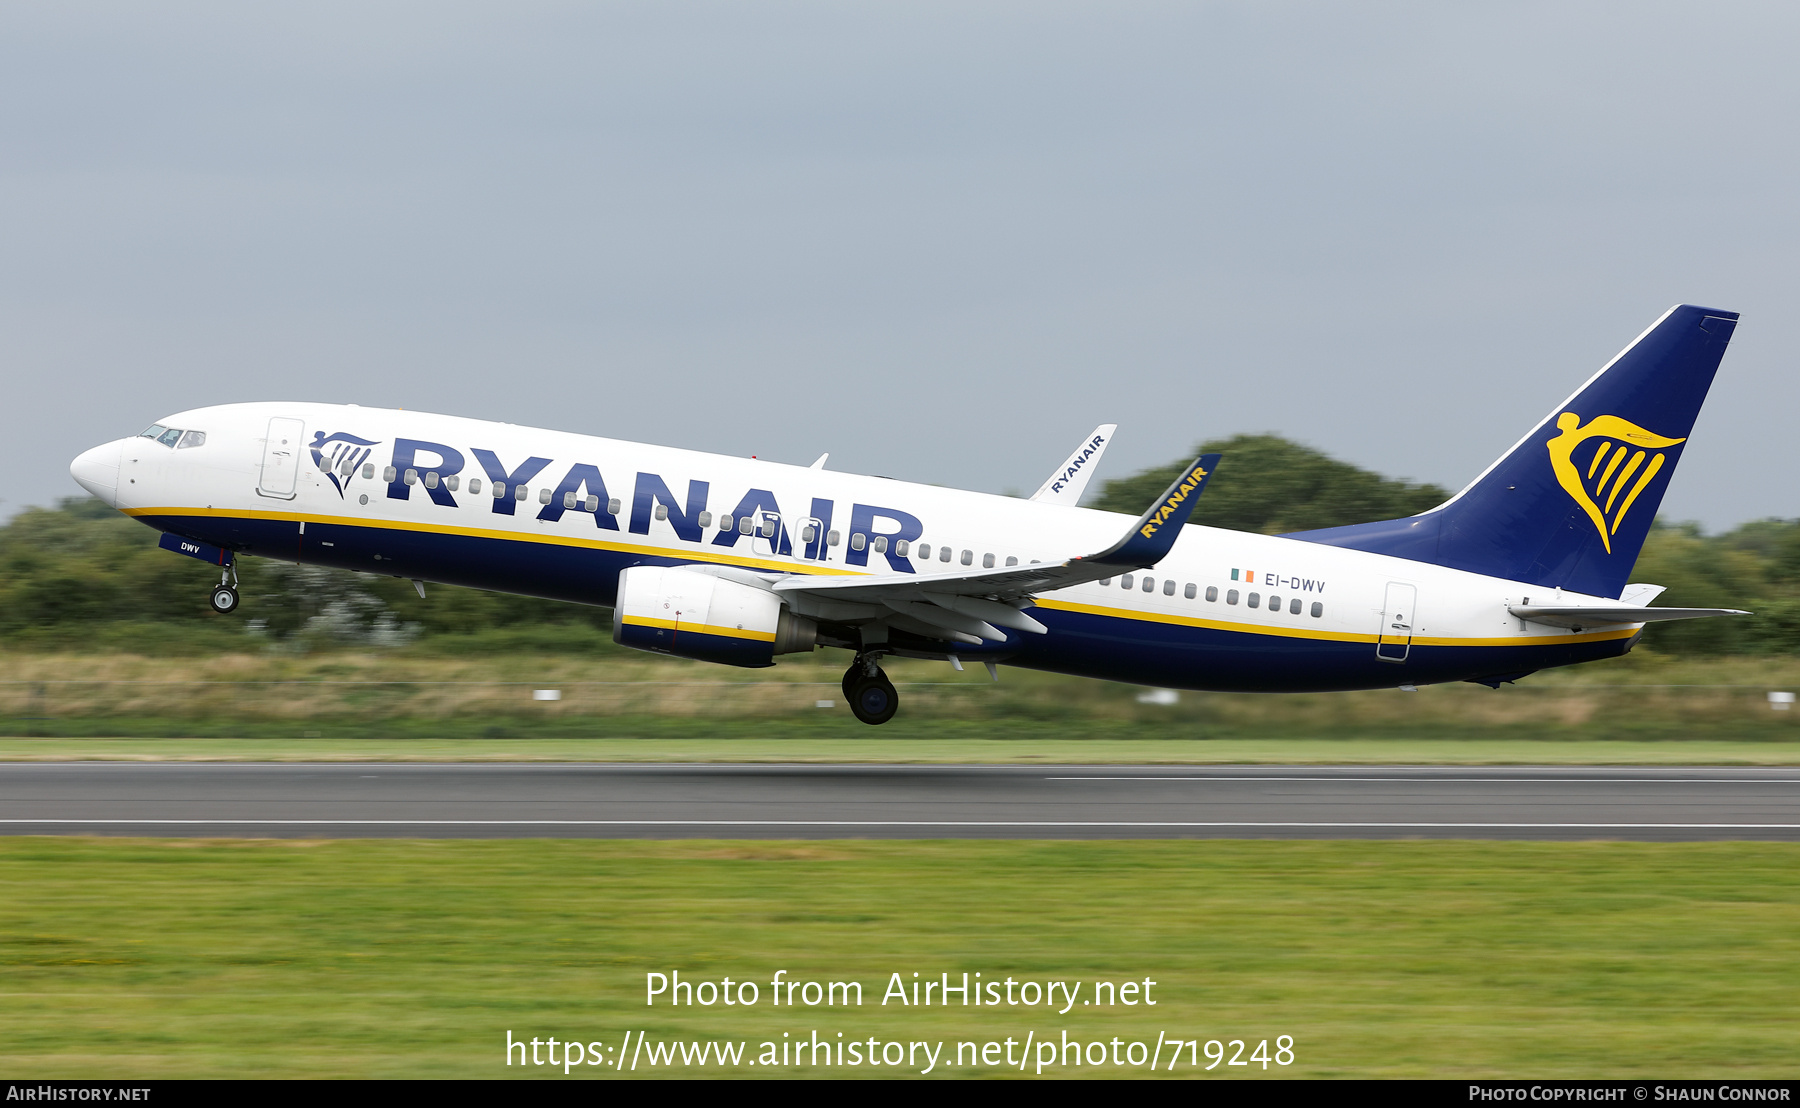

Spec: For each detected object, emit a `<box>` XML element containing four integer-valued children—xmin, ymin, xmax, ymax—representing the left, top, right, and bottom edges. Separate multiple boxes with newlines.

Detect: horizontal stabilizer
<box><xmin>1509</xmin><ymin>605</ymin><xmax>1750</xmax><ymax>630</ymax></box>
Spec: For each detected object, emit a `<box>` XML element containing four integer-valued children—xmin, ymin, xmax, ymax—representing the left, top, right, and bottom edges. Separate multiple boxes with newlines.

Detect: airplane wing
<box><xmin>774</xmin><ymin>454</ymin><xmax>1219</xmax><ymax>642</ymax></box>
<box><xmin>1029</xmin><ymin>424</ymin><xmax>1117</xmax><ymax>505</ymax></box>
<box><xmin>1508</xmin><ymin>605</ymin><xmax>1750</xmax><ymax>630</ymax></box>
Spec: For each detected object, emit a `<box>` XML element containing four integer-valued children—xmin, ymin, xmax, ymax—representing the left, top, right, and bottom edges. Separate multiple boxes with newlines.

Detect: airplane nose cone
<box><xmin>70</xmin><ymin>440</ymin><xmax>123</xmax><ymax>507</ymax></box>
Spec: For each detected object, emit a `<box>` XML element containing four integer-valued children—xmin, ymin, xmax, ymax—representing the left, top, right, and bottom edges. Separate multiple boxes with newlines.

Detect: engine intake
<box><xmin>612</xmin><ymin>565</ymin><xmax>815</xmax><ymax>667</ymax></box>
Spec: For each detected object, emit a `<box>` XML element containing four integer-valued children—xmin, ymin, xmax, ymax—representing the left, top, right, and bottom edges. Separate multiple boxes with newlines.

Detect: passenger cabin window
<box><xmin>515</xmin><ymin>485</ymin><xmax>529</xmax><ymax>501</ymax></box>
<box><xmin>801</xmin><ymin>524</ymin><xmax>817</xmax><ymax>543</ymax></box>
<box><xmin>445</xmin><ymin>475</ymin><xmax>459</xmax><ymax>491</ymax></box>
<box><xmin>1204</xmin><ymin>586</ymin><xmax>1217</xmax><ymax>602</ymax></box>
<box><xmin>654</xmin><ymin>504</ymin><xmax>669</xmax><ymax>521</ymax></box>
<box><xmin>425</xmin><ymin>472</ymin><xmax>439</xmax><ymax>489</ymax></box>
<box><xmin>1164</xmin><ymin>580</ymin><xmax>1177</xmax><ymax>596</ymax></box>
<box><xmin>385</xmin><ymin>466</ymin><xmax>399</xmax><ymax>483</ymax></box>
<box><xmin>895</xmin><ymin>540</ymin><xmax>910</xmax><ymax>557</ymax></box>
<box><xmin>828</xmin><ymin>530</ymin><xmax>841</xmax><ymax>547</ymax></box>
<box><xmin>719</xmin><ymin>514</ymin><xmax>733</xmax><ymax>531</ymax></box>
<box><xmin>1226</xmin><ymin>589</ymin><xmax>1239</xmax><ymax>605</ymax></box>
<box><xmin>608</xmin><ymin>498</ymin><xmax>621</xmax><ymax>514</ymax></box>
<box><xmin>1311</xmin><ymin>602</ymin><xmax>1323</xmax><ymax>618</ymax></box>
<box><xmin>177</xmin><ymin>431</ymin><xmax>206</xmax><ymax>449</ymax></box>
<box><xmin>873</xmin><ymin>536</ymin><xmax>888</xmax><ymax>554</ymax></box>
<box><xmin>851</xmin><ymin>533</ymin><xmax>867</xmax><ymax>551</ymax></box>
<box><xmin>917</xmin><ymin>544</ymin><xmax>931</xmax><ymax>560</ymax></box>
<box><xmin>365</xmin><ymin>464</ymin><xmax>378</xmax><ymax>481</ymax></box>
<box><xmin>584</xmin><ymin>495</ymin><xmax>599</xmax><ymax>512</ymax></box>
<box><xmin>1006</xmin><ymin>556</ymin><xmax>1018</xmax><ymax>566</ymax></box>
<box><xmin>563</xmin><ymin>491</ymin><xmax>576</xmax><ymax>509</ymax></box>
<box><xmin>538</xmin><ymin>488</ymin><xmax>552</xmax><ymax>505</ymax></box>
<box><xmin>490</xmin><ymin>482</ymin><xmax>505</xmax><ymax>498</ymax></box>
<box><xmin>1183</xmin><ymin>583</ymin><xmax>1195</xmax><ymax>599</ymax></box>
<box><xmin>739</xmin><ymin>517</ymin><xmax>754</xmax><ymax>535</ymax></box>
<box><xmin>1099</xmin><ymin>578</ymin><xmax>1112</xmax><ymax>586</ymax></box>
<box><xmin>404</xmin><ymin>469</ymin><xmax>418</xmax><ymax>485</ymax></box>
<box><xmin>982</xmin><ymin>553</ymin><xmax>995</xmax><ymax>568</ymax></box>
<box><xmin>761</xmin><ymin>517</ymin><xmax>777</xmax><ymax>538</ymax></box>
<box><xmin>960</xmin><ymin>550</ymin><xmax>973</xmax><ymax>566</ymax></box>
<box><xmin>1121</xmin><ymin>574</ymin><xmax>1134</xmax><ymax>589</ymax></box>
<box><xmin>698</xmin><ymin>511</ymin><xmax>713</xmax><ymax>528</ymax></box>
<box><xmin>1290</xmin><ymin>598</ymin><xmax>1302</xmax><ymax>615</ymax></box>
<box><xmin>1142</xmin><ymin>577</ymin><xmax>1154</xmax><ymax>593</ymax></box>
<box><xmin>1247</xmin><ymin>592</ymin><xmax>1260</xmax><ymax>608</ymax></box>
<box><xmin>939</xmin><ymin>546</ymin><xmax>951</xmax><ymax>562</ymax></box>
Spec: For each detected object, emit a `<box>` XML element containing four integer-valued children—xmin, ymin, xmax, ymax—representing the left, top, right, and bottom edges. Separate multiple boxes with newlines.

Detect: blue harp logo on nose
<box><xmin>309</xmin><ymin>431</ymin><xmax>381</xmax><ymax>498</ymax></box>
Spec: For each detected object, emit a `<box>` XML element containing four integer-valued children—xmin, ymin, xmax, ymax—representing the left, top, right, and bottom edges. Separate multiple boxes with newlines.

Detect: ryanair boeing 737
<box><xmin>69</xmin><ymin>305</ymin><xmax>1748</xmax><ymax>724</ymax></box>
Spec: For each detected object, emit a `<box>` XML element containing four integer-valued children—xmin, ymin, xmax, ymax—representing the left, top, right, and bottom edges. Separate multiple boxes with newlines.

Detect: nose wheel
<box><xmin>209</xmin><ymin>564</ymin><xmax>240</xmax><ymax>615</ymax></box>
<box><xmin>843</xmin><ymin>653</ymin><xmax>898</xmax><ymax>726</ymax></box>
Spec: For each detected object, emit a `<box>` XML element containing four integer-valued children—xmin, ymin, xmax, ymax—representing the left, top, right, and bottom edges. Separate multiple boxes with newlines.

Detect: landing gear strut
<box><xmin>209</xmin><ymin>564</ymin><xmax>240</xmax><ymax>615</ymax></box>
<box><xmin>843</xmin><ymin>652</ymin><xmax>898</xmax><ymax>726</ymax></box>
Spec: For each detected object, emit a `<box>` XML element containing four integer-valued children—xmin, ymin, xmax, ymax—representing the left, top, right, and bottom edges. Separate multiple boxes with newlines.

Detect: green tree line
<box><xmin>3</xmin><ymin>435</ymin><xmax>1796</xmax><ymax>653</ymax></box>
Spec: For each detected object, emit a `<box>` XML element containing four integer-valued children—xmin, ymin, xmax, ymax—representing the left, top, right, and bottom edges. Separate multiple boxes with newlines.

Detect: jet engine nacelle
<box><xmin>612</xmin><ymin>564</ymin><xmax>816</xmax><ymax>668</ymax></box>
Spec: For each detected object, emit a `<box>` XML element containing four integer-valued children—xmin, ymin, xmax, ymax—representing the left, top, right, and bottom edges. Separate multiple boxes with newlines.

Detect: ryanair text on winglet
<box><xmin>1138</xmin><ymin>465</ymin><xmax>1209</xmax><ymax>539</ymax></box>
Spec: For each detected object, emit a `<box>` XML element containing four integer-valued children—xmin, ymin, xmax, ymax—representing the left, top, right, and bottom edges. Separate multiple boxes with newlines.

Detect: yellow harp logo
<box><xmin>1546</xmin><ymin>412</ymin><xmax>1685</xmax><ymax>554</ymax></box>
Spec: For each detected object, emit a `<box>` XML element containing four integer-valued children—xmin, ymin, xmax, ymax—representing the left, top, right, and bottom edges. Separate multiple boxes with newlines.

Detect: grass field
<box><xmin>6</xmin><ymin>649</ymin><xmax>1800</xmax><ymax>750</ymax></box>
<box><xmin>2</xmin><ymin>837</ymin><xmax>1797</xmax><ymax>1079</ymax></box>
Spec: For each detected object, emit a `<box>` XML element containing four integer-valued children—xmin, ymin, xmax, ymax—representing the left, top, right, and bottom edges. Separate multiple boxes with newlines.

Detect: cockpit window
<box><xmin>139</xmin><ymin>425</ymin><xmax>201</xmax><ymax>448</ymax></box>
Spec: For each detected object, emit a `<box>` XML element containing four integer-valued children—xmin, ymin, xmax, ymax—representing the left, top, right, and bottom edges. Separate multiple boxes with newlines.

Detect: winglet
<box><xmin>1030</xmin><ymin>424</ymin><xmax>1117</xmax><ymax>505</ymax></box>
<box><xmin>1084</xmin><ymin>453</ymin><xmax>1221</xmax><ymax>567</ymax></box>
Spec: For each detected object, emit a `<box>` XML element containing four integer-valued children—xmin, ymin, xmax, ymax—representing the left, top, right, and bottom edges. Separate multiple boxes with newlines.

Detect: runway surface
<box><xmin>4</xmin><ymin>763</ymin><xmax>1800</xmax><ymax>839</ymax></box>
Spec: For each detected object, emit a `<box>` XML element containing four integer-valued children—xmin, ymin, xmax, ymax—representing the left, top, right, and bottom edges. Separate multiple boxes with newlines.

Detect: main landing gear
<box><xmin>209</xmin><ymin>565</ymin><xmax>240</xmax><ymax>615</ymax></box>
<box><xmin>843</xmin><ymin>652</ymin><xmax>898</xmax><ymax>726</ymax></box>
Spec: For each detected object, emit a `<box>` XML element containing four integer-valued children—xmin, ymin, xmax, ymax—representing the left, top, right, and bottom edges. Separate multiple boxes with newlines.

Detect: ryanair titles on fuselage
<box><xmin>339</xmin><ymin>433</ymin><xmax>924</xmax><ymax>573</ymax></box>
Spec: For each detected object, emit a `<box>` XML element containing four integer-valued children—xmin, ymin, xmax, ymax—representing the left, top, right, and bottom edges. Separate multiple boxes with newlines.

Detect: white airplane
<box><xmin>70</xmin><ymin>305</ymin><xmax>1747</xmax><ymax>724</ymax></box>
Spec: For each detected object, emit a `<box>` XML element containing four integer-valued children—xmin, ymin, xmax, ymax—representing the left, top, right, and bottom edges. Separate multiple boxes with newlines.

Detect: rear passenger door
<box><xmin>1376</xmin><ymin>581</ymin><xmax>1417</xmax><ymax>663</ymax></box>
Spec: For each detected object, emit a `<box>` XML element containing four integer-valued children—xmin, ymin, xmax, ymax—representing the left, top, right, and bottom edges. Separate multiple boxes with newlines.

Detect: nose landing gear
<box><xmin>209</xmin><ymin>565</ymin><xmax>240</xmax><ymax>615</ymax></box>
<box><xmin>843</xmin><ymin>652</ymin><xmax>898</xmax><ymax>726</ymax></box>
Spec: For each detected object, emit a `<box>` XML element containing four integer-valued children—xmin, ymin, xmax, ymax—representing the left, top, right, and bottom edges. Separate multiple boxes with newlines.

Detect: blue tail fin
<box><xmin>1287</xmin><ymin>305</ymin><xmax>1739</xmax><ymax>598</ymax></box>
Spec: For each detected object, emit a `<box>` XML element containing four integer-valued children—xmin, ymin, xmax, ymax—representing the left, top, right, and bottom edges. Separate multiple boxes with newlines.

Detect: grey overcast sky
<box><xmin>4</xmin><ymin>2</ymin><xmax>1796</xmax><ymax>529</ymax></box>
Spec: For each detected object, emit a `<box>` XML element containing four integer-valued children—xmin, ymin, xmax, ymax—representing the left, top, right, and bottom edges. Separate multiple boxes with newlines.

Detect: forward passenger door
<box><xmin>257</xmin><ymin>417</ymin><xmax>306</xmax><ymax>500</ymax></box>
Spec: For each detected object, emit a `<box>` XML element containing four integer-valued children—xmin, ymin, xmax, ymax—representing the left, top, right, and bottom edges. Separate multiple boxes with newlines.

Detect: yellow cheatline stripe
<box><xmin>125</xmin><ymin>505</ymin><xmax>860</xmax><ymax>578</ymax></box>
<box><xmin>620</xmin><ymin>615</ymin><xmax>776</xmax><ymax>642</ymax></box>
<box><xmin>1034</xmin><ymin>599</ymin><xmax>1639</xmax><ymax>648</ymax></box>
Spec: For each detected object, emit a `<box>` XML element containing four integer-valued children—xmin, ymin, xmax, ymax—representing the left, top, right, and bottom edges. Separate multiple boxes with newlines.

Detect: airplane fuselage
<box><xmin>75</xmin><ymin>401</ymin><xmax>1638</xmax><ymax>693</ymax></box>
